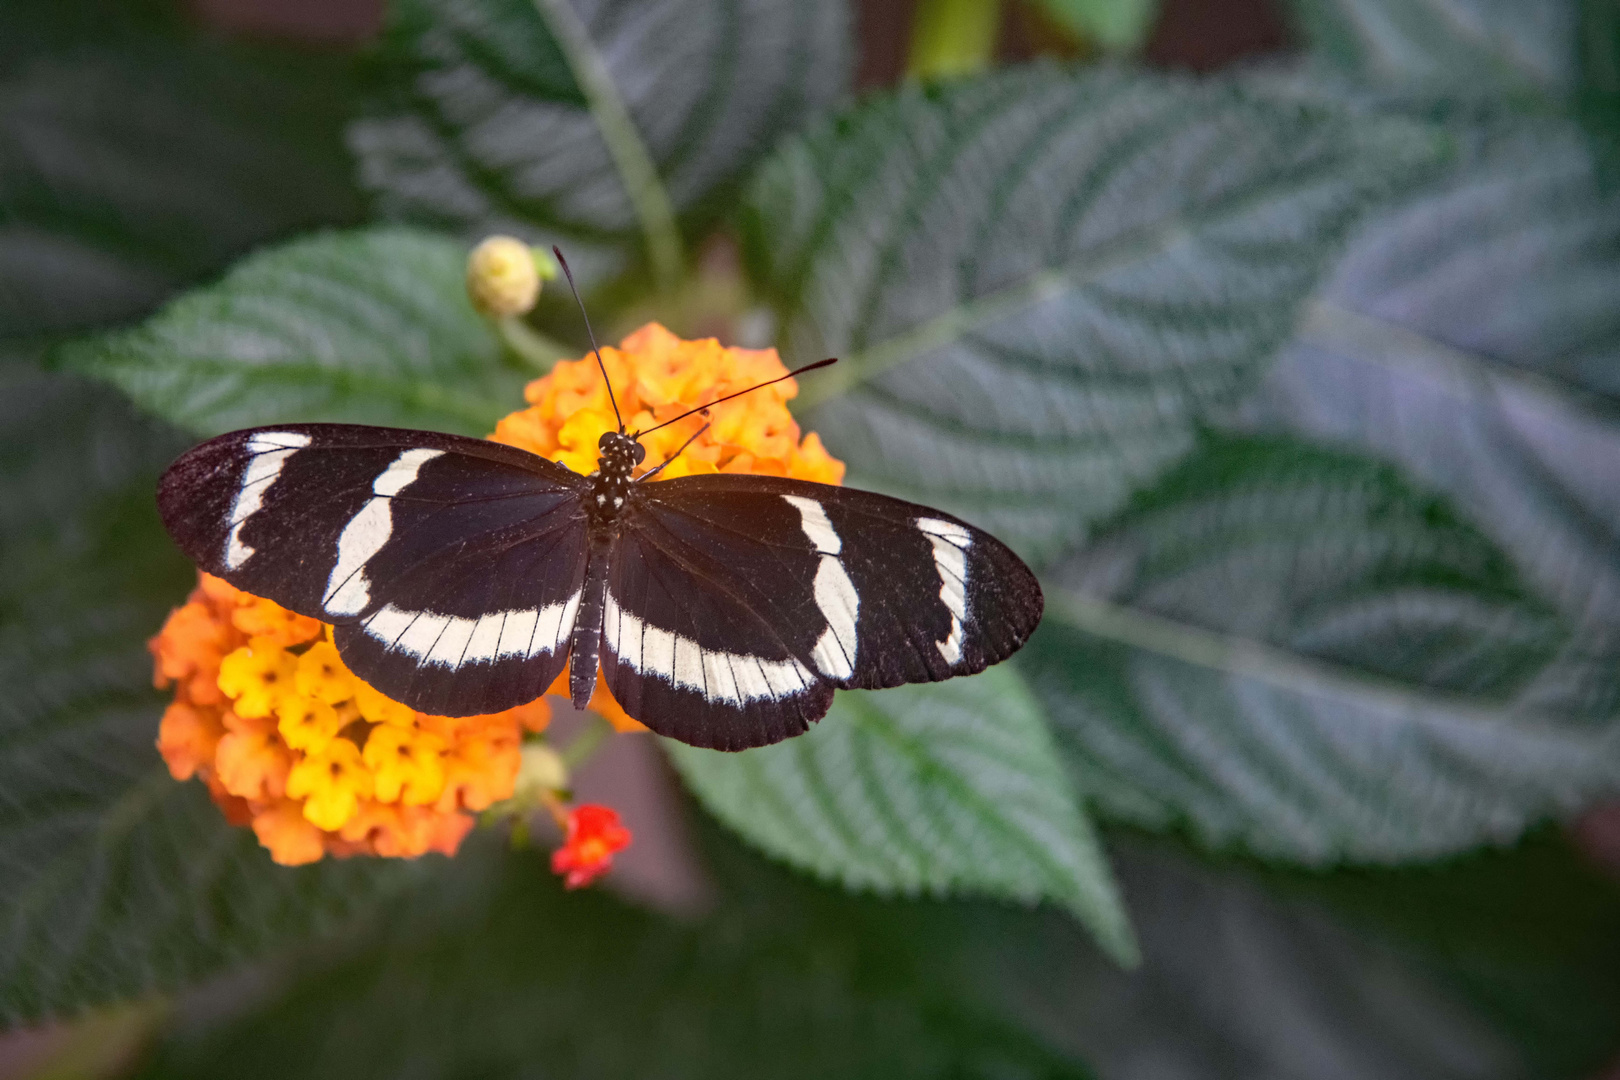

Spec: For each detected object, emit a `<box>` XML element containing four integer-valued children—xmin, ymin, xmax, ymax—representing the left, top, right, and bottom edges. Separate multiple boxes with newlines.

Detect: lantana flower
<box><xmin>551</xmin><ymin>805</ymin><xmax>633</xmax><ymax>889</ymax></box>
<box><xmin>151</xmin><ymin>316</ymin><xmax>845</xmax><ymax>884</ymax></box>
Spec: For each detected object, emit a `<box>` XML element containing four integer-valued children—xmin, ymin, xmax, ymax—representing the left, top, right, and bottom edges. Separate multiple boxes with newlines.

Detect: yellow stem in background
<box><xmin>908</xmin><ymin>0</ymin><xmax>1001</xmax><ymax>80</ymax></box>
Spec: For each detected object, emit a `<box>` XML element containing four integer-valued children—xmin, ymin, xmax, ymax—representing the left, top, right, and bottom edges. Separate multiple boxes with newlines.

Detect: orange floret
<box><xmin>214</xmin><ymin>711</ymin><xmax>292</xmax><ymax>802</ymax></box>
<box><xmin>251</xmin><ymin>800</ymin><xmax>328</xmax><ymax>866</ymax></box>
<box><xmin>156</xmin><ymin>701</ymin><xmax>224</xmax><ymax>781</ymax></box>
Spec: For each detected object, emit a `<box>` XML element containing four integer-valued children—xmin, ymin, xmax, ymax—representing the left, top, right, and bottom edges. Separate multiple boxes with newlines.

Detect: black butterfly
<box><xmin>156</xmin><ymin>260</ymin><xmax>1043</xmax><ymax>751</ymax></box>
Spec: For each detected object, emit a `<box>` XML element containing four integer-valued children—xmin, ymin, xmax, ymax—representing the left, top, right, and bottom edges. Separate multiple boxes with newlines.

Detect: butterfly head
<box><xmin>598</xmin><ymin>430</ymin><xmax>646</xmax><ymax>474</ymax></box>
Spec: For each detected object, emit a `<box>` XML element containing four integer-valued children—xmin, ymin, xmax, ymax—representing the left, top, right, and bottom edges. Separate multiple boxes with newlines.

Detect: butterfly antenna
<box><xmin>637</xmin><ymin>357</ymin><xmax>837</xmax><ymax>438</ymax></box>
<box><xmin>636</xmin><ymin>421</ymin><xmax>711</xmax><ymax>482</ymax></box>
<box><xmin>553</xmin><ymin>246</ymin><xmax>624</xmax><ymax>433</ymax></box>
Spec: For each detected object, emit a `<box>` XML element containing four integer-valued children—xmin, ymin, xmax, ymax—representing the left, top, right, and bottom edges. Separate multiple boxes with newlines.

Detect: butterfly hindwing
<box><xmin>158</xmin><ymin>423</ymin><xmax>591</xmax><ymax>717</ymax></box>
<box><xmin>600</xmin><ymin>484</ymin><xmax>836</xmax><ymax>749</ymax></box>
<box><xmin>601</xmin><ymin>475</ymin><xmax>1044</xmax><ymax>749</ymax></box>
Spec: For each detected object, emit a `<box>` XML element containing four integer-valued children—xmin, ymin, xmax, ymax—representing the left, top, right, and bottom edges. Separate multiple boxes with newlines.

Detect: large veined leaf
<box><xmin>0</xmin><ymin>11</ymin><xmax>364</xmax><ymax>356</ymax></box>
<box><xmin>136</xmin><ymin>816</ymin><xmax>1620</xmax><ymax>1080</ymax></box>
<box><xmin>741</xmin><ymin>66</ymin><xmax>1445</xmax><ymax>562</ymax></box>
<box><xmin>56</xmin><ymin>227</ymin><xmax>529</xmax><ymax>437</ymax></box>
<box><xmin>1018</xmin><ymin>434</ymin><xmax>1616</xmax><ymax>863</ymax></box>
<box><xmin>1285</xmin><ymin>0</ymin><xmax>1582</xmax><ymax>100</ymax></box>
<box><xmin>350</xmin><ymin>0</ymin><xmax>851</xmax><ymax>286</ymax></box>
<box><xmin>666</xmin><ymin>667</ymin><xmax>1136</xmax><ymax>964</ymax></box>
<box><xmin>1234</xmin><ymin>114</ymin><xmax>1620</xmax><ymax>748</ymax></box>
<box><xmin>0</xmin><ymin>370</ymin><xmax>417</xmax><ymax>1027</ymax></box>
<box><xmin>968</xmin><ymin>832</ymin><xmax>1620</xmax><ymax>1080</ymax></box>
<box><xmin>137</xmin><ymin>835</ymin><xmax>1095</xmax><ymax>1080</ymax></box>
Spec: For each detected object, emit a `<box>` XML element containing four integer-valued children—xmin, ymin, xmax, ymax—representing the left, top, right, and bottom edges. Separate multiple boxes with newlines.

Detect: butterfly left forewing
<box><xmin>159</xmin><ymin>423</ymin><xmax>593</xmax><ymax>717</ymax></box>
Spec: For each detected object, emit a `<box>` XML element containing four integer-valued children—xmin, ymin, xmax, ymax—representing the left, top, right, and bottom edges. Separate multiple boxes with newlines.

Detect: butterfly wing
<box><xmin>604</xmin><ymin>475</ymin><xmax>1043</xmax><ymax>749</ymax></box>
<box><xmin>158</xmin><ymin>423</ymin><xmax>591</xmax><ymax>717</ymax></box>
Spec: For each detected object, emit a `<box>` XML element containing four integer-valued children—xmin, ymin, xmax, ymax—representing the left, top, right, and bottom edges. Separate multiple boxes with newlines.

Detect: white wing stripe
<box><xmin>223</xmin><ymin>431</ymin><xmax>311</xmax><ymax>569</ymax></box>
<box><xmin>323</xmin><ymin>448</ymin><xmax>444</xmax><ymax>616</ymax></box>
<box><xmin>809</xmin><ymin>556</ymin><xmax>858</xmax><ymax>679</ymax></box>
<box><xmin>918</xmin><ymin>517</ymin><xmax>972</xmax><ymax>666</ymax></box>
<box><xmin>783</xmin><ymin>495</ymin><xmax>841</xmax><ymax>554</ymax></box>
<box><xmin>362</xmin><ymin>591</ymin><xmax>581</xmax><ymax>669</ymax></box>
<box><xmin>604</xmin><ymin>593</ymin><xmax>812</xmax><ymax>704</ymax></box>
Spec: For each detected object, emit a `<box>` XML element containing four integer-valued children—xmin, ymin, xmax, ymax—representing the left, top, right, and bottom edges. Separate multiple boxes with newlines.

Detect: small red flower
<box><xmin>551</xmin><ymin>804</ymin><xmax>632</xmax><ymax>889</ymax></box>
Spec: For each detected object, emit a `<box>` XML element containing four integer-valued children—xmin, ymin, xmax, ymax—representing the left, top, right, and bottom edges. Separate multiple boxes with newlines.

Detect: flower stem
<box><xmin>530</xmin><ymin>0</ymin><xmax>684</xmax><ymax>290</ymax></box>
<box><xmin>561</xmin><ymin>713</ymin><xmax>614</xmax><ymax>770</ymax></box>
<box><xmin>496</xmin><ymin>315</ymin><xmax>570</xmax><ymax>372</ymax></box>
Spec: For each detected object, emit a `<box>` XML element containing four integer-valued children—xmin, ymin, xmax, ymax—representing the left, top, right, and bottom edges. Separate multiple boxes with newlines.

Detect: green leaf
<box><xmin>0</xmin><ymin>11</ymin><xmax>364</xmax><ymax>355</ymax></box>
<box><xmin>971</xmin><ymin>831</ymin><xmax>1620</xmax><ymax>1079</ymax></box>
<box><xmin>0</xmin><ymin>369</ymin><xmax>418</xmax><ymax>1028</ymax></box>
<box><xmin>666</xmin><ymin>667</ymin><xmax>1136</xmax><ymax>964</ymax></box>
<box><xmin>56</xmin><ymin>227</ymin><xmax>528</xmax><ymax>437</ymax></box>
<box><xmin>1019</xmin><ymin>433</ymin><xmax>1617</xmax><ymax>864</ymax></box>
<box><xmin>137</xmin><ymin>835</ymin><xmax>1098</xmax><ymax>1080</ymax></box>
<box><xmin>741</xmin><ymin>67</ymin><xmax>1445</xmax><ymax>562</ymax></box>
<box><xmin>1031</xmin><ymin>0</ymin><xmax>1161</xmax><ymax>51</ymax></box>
<box><xmin>1244</xmin><ymin>109</ymin><xmax>1620</xmax><ymax>538</ymax></box>
<box><xmin>135</xmin><ymin>815</ymin><xmax>1620</xmax><ymax>1079</ymax></box>
<box><xmin>1235</xmin><ymin>111</ymin><xmax>1620</xmax><ymax>742</ymax></box>
<box><xmin>1285</xmin><ymin>0</ymin><xmax>1582</xmax><ymax>99</ymax></box>
<box><xmin>351</xmin><ymin>0</ymin><xmax>852</xmax><ymax>287</ymax></box>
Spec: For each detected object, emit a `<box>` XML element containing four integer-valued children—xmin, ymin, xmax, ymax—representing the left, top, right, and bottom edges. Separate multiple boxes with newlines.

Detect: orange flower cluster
<box><xmin>152</xmin><ymin>574</ymin><xmax>550</xmax><ymax>866</ymax></box>
<box><xmin>491</xmin><ymin>321</ymin><xmax>844</xmax><ymax>484</ymax></box>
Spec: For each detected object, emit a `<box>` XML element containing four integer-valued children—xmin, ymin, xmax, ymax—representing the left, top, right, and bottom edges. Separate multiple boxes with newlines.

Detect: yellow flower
<box><xmin>276</xmin><ymin>694</ymin><xmax>344</xmax><ymax>753</ymax></box>
<box><xmin>364</xmin><ymin>724</ymin><xmax>448</xmax><ymax>806</ymax></box>
<box><xmin>231</xmin><ymin>596</ymin><xmax>322</xmax><ymax>646</ymax></box>
<box><xmin>353</xmin><ymin>678</ymin><xmax>417</xmax><ymax>726</ymax></box>
<box><xmin>217</xmin><ymin>637</ymin><xmax>298</xmax><ymax>719</ymax></box>
<box><xmin>286</xmin><ymin>738</ymin><xmax>373</xmax><ymax>831</ymax></box>
<box><xmin>295</xmin><ymin>640</ymin><xmax>356</xmax><ymax>704</ymax></box>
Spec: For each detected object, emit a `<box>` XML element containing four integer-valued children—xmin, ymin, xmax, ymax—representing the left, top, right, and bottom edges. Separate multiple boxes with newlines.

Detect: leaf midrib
<box><xmin>1045</xmin><ymin>587</ymin><xmax>1620</xmax><ymax>736</ymax></box>
<box><xmin>799</xmin><ymin>142</ymin><xmax>1366</xmax><ymax>409</ymax></box>
<box><xmin>1299</xmin><ymin>299</ymin><xmax>1620</xmax><ymax>428</ymax></box>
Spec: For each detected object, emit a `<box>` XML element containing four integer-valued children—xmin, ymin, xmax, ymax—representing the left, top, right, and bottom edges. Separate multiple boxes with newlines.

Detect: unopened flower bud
<box><xmin>467</xmin><ymin>235</ymin><xmax>545</xmax><ymax>317</ymax></box>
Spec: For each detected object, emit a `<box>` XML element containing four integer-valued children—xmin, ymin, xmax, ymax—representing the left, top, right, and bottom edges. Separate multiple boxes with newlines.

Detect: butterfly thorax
<box><xmin>587</xmin><ymin>431</ymin><xmax>644</xmax><ymax>527</ymax></box>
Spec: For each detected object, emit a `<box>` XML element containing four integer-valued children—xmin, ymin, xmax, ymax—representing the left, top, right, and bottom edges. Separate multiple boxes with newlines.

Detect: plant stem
<box><xmin>531</xmin><ymin>0</ymin><xmax>684</xmax><ymax>290</ymax></box>
<box><xmin>497</xmin><ymin>315</ymin><xmax>571</xmax><ymax>373</ymax></box>
<box><xmin>561</xmin><ymin>714</ymin><xmax>614</xmax><ymax>770</ymax></box>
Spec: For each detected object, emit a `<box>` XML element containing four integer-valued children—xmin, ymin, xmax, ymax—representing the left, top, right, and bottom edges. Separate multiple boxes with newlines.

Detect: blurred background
<box><xmin>4</xmin><ymin>0</ymin><xmax>1620</xmax><ymax>1077</ymax></box>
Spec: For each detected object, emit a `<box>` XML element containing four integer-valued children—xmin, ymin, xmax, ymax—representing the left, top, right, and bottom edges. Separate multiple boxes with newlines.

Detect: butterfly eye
<box><xmin>598</xmin><ymin>432</ymin><xmax>615</xmax><ymax>450</ymax></box>
<box><xmin>632</xmin><ymin>442</ymin><xmax>646</xmax><ymax>464</ymax></box>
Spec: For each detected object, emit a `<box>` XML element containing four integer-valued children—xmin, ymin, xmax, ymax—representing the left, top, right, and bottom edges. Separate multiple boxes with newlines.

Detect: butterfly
<box><xmin>155</xmin><ymin>256</ymin><xmax>1043</xmax><ymax>751</ymax></box>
